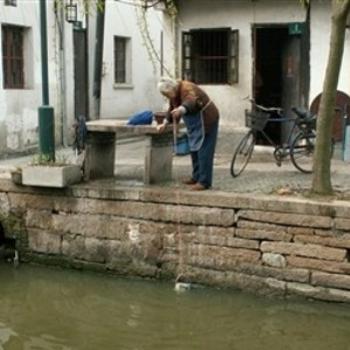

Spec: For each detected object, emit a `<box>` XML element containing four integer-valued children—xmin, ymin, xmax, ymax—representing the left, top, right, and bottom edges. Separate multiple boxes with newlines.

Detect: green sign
<box><xmin>288</xmin><ymin>22</ymin><xmax>304</xmax><ymax>35</ymax></box>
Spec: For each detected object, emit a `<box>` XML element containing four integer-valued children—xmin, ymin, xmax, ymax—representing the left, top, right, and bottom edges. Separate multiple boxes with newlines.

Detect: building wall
<box><xmin>0</xmin><ymin>1</ymin><xmax>76</xmax><ymax>156</ymax></box>
<box><xmin>99</xmin><ymin>1</ymin><xmax>164</xmax><ymax>119</ymax></box>
<box><xmin>165</xmin><ymin>0</ymin><xmax>350</xmax><ymax>128</ymax></box>
<box><xmin>309</xmin><ymin>0</ymin><xmax>350</xmax><ymax>104</ymax></box>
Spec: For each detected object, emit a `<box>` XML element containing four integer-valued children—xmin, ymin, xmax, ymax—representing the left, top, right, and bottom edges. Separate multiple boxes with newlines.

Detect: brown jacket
<box><xmin>168</xmin><ymin>80</ymin><xmax>219</xmax><ymax>133</ymax></box>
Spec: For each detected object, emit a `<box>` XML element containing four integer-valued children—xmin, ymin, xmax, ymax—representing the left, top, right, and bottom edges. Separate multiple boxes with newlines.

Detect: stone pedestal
<box><xmin>144</xmin><ymin>133</ymin><xmax>173</xmax><ymax>184</ymax></box>
<box><xmin>84</xmin><ymin>132</ymin><xmax>116</xmax><ymax>180</ymax></box>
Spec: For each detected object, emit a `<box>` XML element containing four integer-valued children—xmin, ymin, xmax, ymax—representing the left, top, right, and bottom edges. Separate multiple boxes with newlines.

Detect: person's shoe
<box><xmin>182</xmin><ymin>178</ymin><xmax>197</xmax><ymax>185</ymax></box>
<box><xmin>190</xmin><ymin>183</ymin><xmax>208</xmax><ymax>191</ymax></box>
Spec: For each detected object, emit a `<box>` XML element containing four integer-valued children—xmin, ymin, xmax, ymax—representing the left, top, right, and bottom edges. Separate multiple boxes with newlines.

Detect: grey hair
<box><xmin>158</xmin><ymin>77</ymin><xmax>178</xmax><ymax>94</ymax></box>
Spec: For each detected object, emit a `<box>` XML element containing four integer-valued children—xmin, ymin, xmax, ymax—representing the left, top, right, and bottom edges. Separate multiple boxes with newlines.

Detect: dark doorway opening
<box><xmin>254</xmin><ymin>26</ymin><xmax>289</xmax><ymax>145</ymax></box>
<box><xmin>253</xmin><ymin>24</ymin><xmax>309</xmax><ymax>145</ymax></box>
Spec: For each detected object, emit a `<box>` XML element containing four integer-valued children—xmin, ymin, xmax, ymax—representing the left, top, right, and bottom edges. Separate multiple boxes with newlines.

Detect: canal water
<box><xmin>1</xmin><ymin>264</ymin><xmax>350</xmax><ymax>350</ymax></box>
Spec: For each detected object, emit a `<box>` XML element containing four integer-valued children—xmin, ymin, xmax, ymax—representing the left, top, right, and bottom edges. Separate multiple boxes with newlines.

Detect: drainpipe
<box><xmin>38</xmin><ymin>0</ymin><xmax>55</xmax><ymax>160</ymax></box>
<box><xmin>59</xmin><ymin>5</ymin><xmax>68</xmax><ymax>146</ymax></box>
<box><xmin>93</xmin><ymin>0</ymin><xmax>105</xmax><ymax>118</ymax></box>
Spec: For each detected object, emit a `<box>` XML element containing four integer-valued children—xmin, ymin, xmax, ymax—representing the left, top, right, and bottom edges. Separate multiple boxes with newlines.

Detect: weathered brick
<box><xmin>312</xmin><ymin>271</ymin><xmax>350</xmax><ymax>290</ymax></box>
<box><xmin>287</xmin><ymin>227</ymin><xmax>314</xmax><ymax>235</ymax></box>
<box><xmin>287</xmin><ymin>282</ymin><xmax>325</xmax><ymax>299</ymax></box>
<box><xmin>236</xmin><ymin>228</ymin><xmax>292</xmax><ymax>242</ymax></box>
<box><xmin>8</xmin><ymin>193</ymin><xmax>235</xmax><ymax>226</ymax></box>
<box><xmin>334</xmin><ymin>218</ymin><xmax>350</xmax><ymax>231</ymax></box>
<box><xmin>0</xmin><ymin>192</ymin><xmax>10</xmax><ymax>216</ymax></box>
<box><xmin>287</xmin><ymin>282</ymin><xmax>350</xmax><ymax>303</ymax></box>
<box><xmin>186</xmin><ymin>244</ymin><xmax>260</xmax><ymax>270</ymax></box>
<box><xmin>182</xmin><ymin>226</ymin><xmax>234</xmax><ymax>246</ymax></box>
<box><xmin>262</xmin><ymin>253</ymin><xmax>286</xmax><ymax>268</ymax></box>
<box><xmin>62</xmin><ymin>235</ymin><xmax>85</xmax><ymax>260</ymax></box>
<box><xmin>238</xmin><ymin>210</ymin><xmax>332</xmax><ymax>228</ymax></box>
<box><xmin>226</xmin><ymin>237</ymin><xmax>259</xmax><ymax>250</ymax></box>
<box><xmin>84</xmin><ymin>237</ymin><xmax>107</xmax><ymax>263</ymax></box>
<box><xmin>28</xmin><ymin>228</ymin><xmax>61</xmax><ymax>254</ymax></box>
<box><xmin>261</xmin><ymin>241</ymin><xmax>347</xmax><ymax>261</ymax></box>
<box><xmin>26</xmin><ymin>209</ymin><xmax>53</xmax><ymax>229</ymax></box>
<box><xmin>237</xmin><ymin>220</ymin><xmax>287</xmax><ymax>233</ymax></box>
<box><xmin>294</xmin><ymin>234</ymin><xmax>350</xmax><ymax>249</ymax></box>
<box><xmin>235</xmin><ymin>262</ymin><xmax>309</xmax><ymax>283</ymax></box>
<box><xmin>287</xmin><ymin>256</ymin><xmax>350</xmax><ymax>275</ymax></box>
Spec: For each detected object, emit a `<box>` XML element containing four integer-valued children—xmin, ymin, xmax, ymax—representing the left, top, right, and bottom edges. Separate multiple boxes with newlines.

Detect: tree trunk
<box><xmin>311</xmin><ymin>0</ymin><xmax>350</xmax><ymax>195</ymax></box>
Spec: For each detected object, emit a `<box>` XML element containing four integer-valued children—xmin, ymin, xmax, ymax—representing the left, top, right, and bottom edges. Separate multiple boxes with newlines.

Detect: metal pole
<box><xmin>40</xmin><ymin>0</ymin><xmax>49</xmax><ymax>105</ymax></box>
<box><xmin>38</xmin><ymin>0</ymin><xmax>55</xmax><ymax>161</ymax></box>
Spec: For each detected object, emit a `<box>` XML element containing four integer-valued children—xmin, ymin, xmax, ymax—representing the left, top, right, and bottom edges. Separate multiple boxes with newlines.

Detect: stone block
<box><xmin>28</xmin><ymin>228</ymin><xmax>61</xmax><ymax>254</ymax></box>
<box><xmin>237</xmin><ymin>220</ymin><xmax>287</xmax><ymax>233</ymax></box>
<box><xmin>26</xmin><ymin>209</ymin><xmax>52</xmax><ymax>229</ymax></box>
<box><xmin>287</xmin><ymin>256</ymin><xmax>350</xmax><ymax>275</ymax></box>
<box><xmin>312</xmin><ymin>271</ymin><xmax>350</xmax><ymax>290</ymax></box>
<box><xmin>0</xmin><ymin>192</ymin><xmax>10</xmax><ymax>217</ymax></box>
<box><xmin>236</xmin><ymin>228</ymin><xmax>292</xmax><ymax>242</ymax></box>
<box><xmin>334</xmin><ymin>218</ymin><xmax>350</xmax><ymax>231</ymax></box>
<box><xmin>294</xmin><ymin>234</ymin><xmax>350</xmax><ymax>249</ymax></box>
<box><xmin>262</xmin><ymin>253</ymin><xmax>286</xmax><ymax>268</ymax></box>
<box><xmin>22</xmin><ymin>165</ymin><xmax>82</xmax><ymax>188</ymax></box>
<box><xmin>287</xmin><ymin>227</ymin><xmax>314</xmax><ymax>235</ymax></box>
<box><xmin>261</xmin><ymin>241</ymin><xmax>347</xmax><ymax>261</ymax></box>
<box><xmin>238</xmin><ymin>210</ymin><xmax>332</xmax><ymax>228</ymax></box>
<box><xmin>236</xmin><ymin>263</ymin><xmax>309</xmax><ymax>283</ymax></box>
<box><xmin>287</xmin><ymin>282</ymin><xmax>325</xmax><ymax>299</ymax></box>
<box><xmin>287</xmin><ymin>282</ymin><xmax>350</xmax><ymax>303</ymax></box>
<box><xmin>226</xmin><ymin>237</ymin><xmax>260</xmax><ymax>250</ymax></box>
<box><xmin>62</xmin><ymin>235</ymin><xmax>85</xmax><ymax>260</ymax></box>
<box><xmin>84</xmin><ymin>237</ymin><xmax>106</xmax><ymax>263</ymax></box>
<box><xmin>186</xmin><ymin>244</ymin><xmax>260</xmax><ymax>270</ymax></box>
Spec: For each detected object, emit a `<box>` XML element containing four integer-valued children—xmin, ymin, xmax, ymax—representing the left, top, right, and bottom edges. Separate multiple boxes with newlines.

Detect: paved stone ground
<box><xmin>1</xmin><ymin>138</ymin><xmax>349</xmax><ymax>197</ymax></box>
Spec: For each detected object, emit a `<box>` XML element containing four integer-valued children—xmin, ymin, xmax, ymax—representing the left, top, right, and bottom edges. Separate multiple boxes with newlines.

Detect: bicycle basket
<box><xmin>245</xmin><ymin>110</ymin><xmax>270</xmax><ymax>131</ymax></box>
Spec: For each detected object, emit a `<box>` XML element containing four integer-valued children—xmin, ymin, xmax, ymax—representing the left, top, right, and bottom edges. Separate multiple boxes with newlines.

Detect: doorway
<box><xmin>74</xmin><ymin>28</ymin><xmax>89</xmax><ymax>121</ymax></box>
<box><xmin>253</xmin><ymin>24</ymin><xmax>309</xmax><ymax>145</ymax></box>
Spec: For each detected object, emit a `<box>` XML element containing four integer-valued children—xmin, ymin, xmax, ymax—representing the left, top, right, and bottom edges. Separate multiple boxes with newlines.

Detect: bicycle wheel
<box><xmin>230</xmin><ymin>131</ymin><xmax>255</xmax><ymax>177</ymax></box>
<box><xmin>290</xmin><ymin>132</ymin><xmax>315</xmax><ymax>173</ymax></box>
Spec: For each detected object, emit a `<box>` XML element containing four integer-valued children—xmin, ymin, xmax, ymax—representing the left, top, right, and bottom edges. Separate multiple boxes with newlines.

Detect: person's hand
<box><xmin>156</xmin><ymin>123</ymin><xmax>167</xmax><ymax>133</ymax></box>
<box><xmin>171</xmin><ymin>108</ymin><xmax>182</xmax><ymax>121</ymax></box>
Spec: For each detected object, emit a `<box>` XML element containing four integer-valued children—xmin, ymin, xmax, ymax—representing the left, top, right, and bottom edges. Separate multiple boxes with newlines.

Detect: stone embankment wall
<box><xmin>1</xmin><ymin>178</ymin><xmax>350</xmax><ymax>302</ymax></box>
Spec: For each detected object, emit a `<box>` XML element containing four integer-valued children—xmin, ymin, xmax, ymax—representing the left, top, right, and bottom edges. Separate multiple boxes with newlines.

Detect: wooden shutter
<box><xmin>182</xmin><ymin>31</ymin><xmax>193</xmax><ymax>81</ymax></box>
<box><xmin>228</xmin><ymin>29</ymin><xmax>239</xmax><ymax>84</ymax></box>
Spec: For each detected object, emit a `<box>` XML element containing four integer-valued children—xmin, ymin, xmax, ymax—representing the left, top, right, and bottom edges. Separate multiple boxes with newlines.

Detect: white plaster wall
<box><xmin>0</xmin><ymin>0</ymin><xmax>72</xmax><ymax>154</ymax></box>
<box><xmin>310</xmin><ymin>0</ymin><xmax>350</xmax><ymax>104</ymax></box>
<box><xmin>171</xmin><ymin>0</ymin><xmax>307</xmax><ymax>128</ymax></box>
<box><xmin>100</xmin><ymin>0</ymin><xmax>164</xmax><ymax>118</ymax></box>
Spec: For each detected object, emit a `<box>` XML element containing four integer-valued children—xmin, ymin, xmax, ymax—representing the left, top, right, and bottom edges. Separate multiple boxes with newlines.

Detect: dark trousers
<box><xmin>190</xmin><ymin>121</ymin><xmax>218</xmax><ymax>188</ymax></box>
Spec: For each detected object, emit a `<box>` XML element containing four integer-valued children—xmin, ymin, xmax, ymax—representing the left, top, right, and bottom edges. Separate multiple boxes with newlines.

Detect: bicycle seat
<box><xmin>292</xmin><ymin>107</ymin><xmax>314</xmax><ymax>119</ymax></box>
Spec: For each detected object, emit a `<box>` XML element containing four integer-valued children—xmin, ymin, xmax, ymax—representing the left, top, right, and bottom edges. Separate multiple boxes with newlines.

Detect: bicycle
<box><xmin>230</xmin><ymin>100</ymin><xmax>323</xmax><ymax>177</ymax></box>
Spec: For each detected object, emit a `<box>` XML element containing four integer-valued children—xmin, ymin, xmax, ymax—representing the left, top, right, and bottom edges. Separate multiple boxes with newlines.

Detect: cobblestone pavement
<box><xmin>1</xmin><ymin>139</ymin><xmax>349</xmax><ymax>196</ymax></box>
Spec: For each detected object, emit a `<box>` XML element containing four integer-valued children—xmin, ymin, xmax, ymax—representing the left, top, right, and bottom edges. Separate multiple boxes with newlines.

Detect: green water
<box><xmin>1</xmin><ymin>264</ymin><xmax>350</xmax><ymax>350</ymax></box>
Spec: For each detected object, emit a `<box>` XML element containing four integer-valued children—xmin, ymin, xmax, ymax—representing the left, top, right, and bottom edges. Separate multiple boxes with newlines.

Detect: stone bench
<box><xmin>85</xmin><ymin>120</ymin><xmax>174</xmax><ymax>184</ymax></box>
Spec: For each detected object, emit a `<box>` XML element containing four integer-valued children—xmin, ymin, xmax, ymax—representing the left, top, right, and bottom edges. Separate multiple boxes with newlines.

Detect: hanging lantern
<box><xmin>65</xmin><ymin>0</ymin><xmax>77</xmax><ymax>23</ymax></box>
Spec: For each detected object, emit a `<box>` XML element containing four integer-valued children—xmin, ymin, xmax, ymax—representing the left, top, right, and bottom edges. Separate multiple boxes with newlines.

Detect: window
<box><xmin>4</xmin><ymin>0</ymin><xmax>17</xmax><ymax>6</ymax></box>
<box><xmin>182</xmin><ymin>28</ymin><xmax>239</xmax><ymax>85</ymax></box>
<box><xmin>2</xmin><ymin>25</ymin><xmax>24</xmax><ymax>89</ymax></box>
<box><xmin>114</xmin><ymin>36</ymin><xmax>131</xmax><ymax>85</ymax></box>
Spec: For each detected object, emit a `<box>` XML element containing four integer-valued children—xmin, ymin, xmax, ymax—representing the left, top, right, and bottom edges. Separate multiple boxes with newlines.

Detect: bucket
<box><xmin>175</xmin><ymin>134</ymin><xmax>190</xmax><ymax>156</ymax></box>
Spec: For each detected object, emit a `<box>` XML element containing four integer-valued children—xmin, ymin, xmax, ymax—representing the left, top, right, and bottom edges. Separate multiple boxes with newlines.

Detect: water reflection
<box><xmin>1</xmin><ymin>264</ymin><xmax>350</xmax><ymax>350</ymax></box>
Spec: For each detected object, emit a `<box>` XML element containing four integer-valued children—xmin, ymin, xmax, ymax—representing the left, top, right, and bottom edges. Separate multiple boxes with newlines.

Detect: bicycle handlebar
<box><xmin>249</xmin><ymin>99</ymin><xmax>283</xmax><ymax>114</ymax></box>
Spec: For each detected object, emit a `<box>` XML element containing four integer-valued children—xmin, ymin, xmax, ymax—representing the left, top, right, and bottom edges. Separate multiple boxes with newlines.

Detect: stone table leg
<box><xmin>84</xmin><ymin>132</ymin><xmax>116</xmax><ymax>180</ymax></box>
<box><xmin>144</xmin><ymin>133</ymin><xmax>173</xmax><ymax>184</ymax></box>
